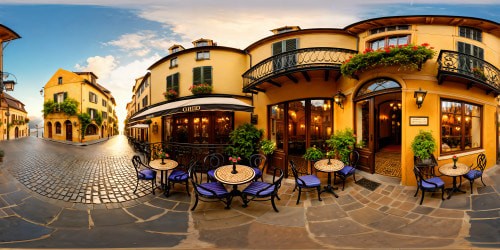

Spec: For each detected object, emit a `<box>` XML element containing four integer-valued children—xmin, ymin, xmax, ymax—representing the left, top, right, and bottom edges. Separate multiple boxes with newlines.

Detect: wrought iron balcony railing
<box><xmin>437</xmin><ymin>50</ymin><xmax>499</xmax><ymax>92</ymax></box>
<box><xmin>243</xmin><ymin>47</ymin><xmax>357</xmax><ymax>91</ymax></box>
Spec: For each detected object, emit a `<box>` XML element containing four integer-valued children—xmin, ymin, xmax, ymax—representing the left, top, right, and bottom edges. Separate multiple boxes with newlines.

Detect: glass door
<box><xmin>355</xmin><ymin>98</ymin><xmax>375</xmax><ymax>173</ymax></box>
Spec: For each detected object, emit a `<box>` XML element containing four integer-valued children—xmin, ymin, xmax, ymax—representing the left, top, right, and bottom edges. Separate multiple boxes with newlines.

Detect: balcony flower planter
<box><xmin>341</xmin><ymin>43</ymin><xmax>435</xmax><ymax>78</ymax></box>
<box><xmin>163</xmin><ymin>89</ymin><xmax>178</xmax><ymax>100</ymax></box>
<box><xmin>189</xmin><ymin>83</ymin><xmax>213</xmax><ymax>95</ymax></box>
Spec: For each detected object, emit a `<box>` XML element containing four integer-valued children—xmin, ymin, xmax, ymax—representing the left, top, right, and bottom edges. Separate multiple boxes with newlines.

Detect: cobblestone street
<box><xmin>0</xmin><ymin>135</ymin><xmax>498</xmax><ymax>249</ymax></box>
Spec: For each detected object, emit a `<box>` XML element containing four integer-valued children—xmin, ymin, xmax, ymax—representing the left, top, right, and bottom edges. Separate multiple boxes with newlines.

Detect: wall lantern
<box><xmin>414</xmin><ymin>88</ymin><xmax>427</xmax><ymax>109</ymax></box>
<box><xmin>333</xmin><ymin>90</ymin><xmax>346</xmax><ymax>109</ymax></box>
<box><xmin>40</xmin><ymin>88</ymin><xmax>44</xmax><ymax>96</ymax></box>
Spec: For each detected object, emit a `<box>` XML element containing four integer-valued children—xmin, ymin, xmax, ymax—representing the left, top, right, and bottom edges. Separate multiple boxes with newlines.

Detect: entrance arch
<box><xmin>47</xmin><ymin>122</ymin><xmax>53</xmax><ymax>138</ymax></box>
<box><xmin>354</xmin><ymin>78</ymin><xmax>402</xmax><ymax>177</ymax></box>
<box><xmin>65</xmin><ymin>120</ymin><xmax>72</xmax><ymax>141</ymax></box>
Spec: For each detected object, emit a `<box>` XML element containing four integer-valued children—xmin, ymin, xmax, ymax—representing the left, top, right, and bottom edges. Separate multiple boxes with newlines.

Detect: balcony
<box><xmin>243</xmin><ymin>47</ymin><xmax>357</xmax><ymax>93</ymax></box>
<box><xmin>437</xmin><ymin>50</ymin><xmax>500</xmax><ymax>95</ymax></box>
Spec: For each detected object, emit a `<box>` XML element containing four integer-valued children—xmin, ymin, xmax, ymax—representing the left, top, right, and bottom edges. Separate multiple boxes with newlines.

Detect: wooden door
<box><xmin>355</xmin><ymin>98</ymin><xmax>375</xmax><ymax>173</ymax></box>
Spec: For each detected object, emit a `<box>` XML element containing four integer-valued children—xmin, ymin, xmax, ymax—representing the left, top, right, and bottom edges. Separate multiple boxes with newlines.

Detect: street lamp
<box><xmin>0</xmin><ymin>72</ymin><xmax>18</xmax><ymax>141</ymax></box>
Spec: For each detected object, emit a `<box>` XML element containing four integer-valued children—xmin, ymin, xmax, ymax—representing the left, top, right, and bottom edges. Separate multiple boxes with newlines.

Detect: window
<box><xmin>142</xmin><ymin>96</ymin><xmax>148</xmax><ymax>107</ymax></box>
<box><xmin>370</xmin><ymin>25</ymin><xmax>410</xmax><ymax>35</ymax></box>
<box><xmin>58</xmin><ymin>77</ymin><xmax>63</xmax><ymax>85</ymax></box>
<box><xmin>88</xmin><ymin>108</ymin><xmax>97</xmax><ymax>119</ymax></box>
<box><xmin>170</xmin><ymin>57</ymin><xmax>178</xmax><ymax>68</ymax></box>
<box><xmin>166</xmin><ymin>73</ymin><xmax>180</xmax><ymax>93</ymax></box>
<box><xmin>172</xmin><ymin>47</ymin><xmax>180</xmax><ymax>53</ymax></box>
<box><xmin>55</xmin><ymin>122</ymin><xmax>61</xmax><ymax>134</ymax></box>
<box><xmin>370</xmin><ymin>35</ymin><xmax>409</xmax><ymax>50</ymax></box>
<box><xmin>53</xmin><ymin>92</ymin><xmax>67</xmax><ymax>103</ymax></box>
<box><xmin>193</xmin><ymin>66</ymin><xmax>212</xmax><ymax>85</ymax></box>
<box><xmin>457</xmin><ymin>42</ymin><xmax>484</xmax><ymax>72</ymax></box>
<box><xmin>356</xmin><ymin>78</ymin><xmax>401</xmax><ymax>98</ymax></box>
<box><xmin>196</xmin><ymin>51</ymin><xmax>210</xmax><ymax>60</ymax></box>
<box><xmin>89</xmin><ymin>92</ymin><xmax>98</xmax><ymax>103</ymax></box>
<box><xmin>196</xmin><ymin>41</ymin><xmax>208</xmax><ymax>47</ymax></box>
<box><xmin>459</xmin><ymin>26</ymin><xmax>482</xmax><ymax>42</ymax></box>
<box><xmin>102</xmin><ymin>111</ymin><xmax>108</xmax><ymax>119</ymax></box>
<box><xmin>441</xmin><ymin>99</ymin><xmax>482</xmax><ymax>154</ymax></box>
<box><xmin>272</xmin><ymin>39</ymin><xmax>298</xmax><ymax>70</ymax></box>
<box><xmin>102</xmin><ymin>100</ymin><xmax>107</xmax><ymax>107</ymax></box>
<box><xmin>86</xmin><ymin>124</ymin><xmax>98</xmax><ymax>135</ymax></box>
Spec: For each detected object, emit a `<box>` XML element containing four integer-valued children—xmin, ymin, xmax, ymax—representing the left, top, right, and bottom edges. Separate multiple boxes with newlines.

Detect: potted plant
<box><xmin>341</xmin><ymin>43</ymin><xmax>435</xmax><ymax>78</ymax></box>
<box><xmin>411</xmin><ymin>130</ymin><xmax>437</xmax><ymax>165</ymax></box>
<box><xmin>303</xmin><ymin>145</ymin><xmax>324</xmax><ymax>162</ymax></box>
<box><xmin>189</xmin><ymin>83</ymin><xmax>213</xmax><ymax>95</ymax></box>
<box><xmin>326</xmin><ymin>128</ymin><xmax>356</xmax><ymax>164</ymax></box>
<box><xmin>163</xmin><ymin>89</ymin><xmax>178</xmax><ymax>100</ymax></box>
<box><xmin>260</xmin><ymin>139</ymin><xmax>276</xmax><ymax>156</ymax></box>
<box><xmin>225</xmin><ymin>123</ymin><xmax>264</xmax><ymax>162</ymax></box>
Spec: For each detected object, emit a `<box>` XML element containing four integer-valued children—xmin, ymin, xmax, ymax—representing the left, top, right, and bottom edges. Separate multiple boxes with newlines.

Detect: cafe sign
<box><xmin>409</xmin><ymin>116</ymin><xmax>428</xmax><ymax>126</ymax></box>
<box><xmin>182</xmin><ymin>106</ymin><xmax>201</xmax><ymax>113</ymax></box>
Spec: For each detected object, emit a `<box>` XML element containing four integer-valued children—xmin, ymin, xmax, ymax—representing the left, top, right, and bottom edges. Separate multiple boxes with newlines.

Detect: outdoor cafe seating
<box><xmin>242</xmin><ymin>168</ymin><xmax>284</xmax><ymax>212</ymax></box>
<box><xmin>189</xmin><ymin>161</ymin><xmax>232</xmax><ymax>210</ymax></box>
<box><xmin>461</xmin><ymin>153</ymin><xmax>487</xmax><ymax>194</ymax></box>
<box><xmin>333</xmin><ymin>150</ymin><xmax>360</xmax><ymax>191</ymax></box>
<box><xmin>290</xmin><ymin>160</ymin><xmax>322</xmax><ymax>204</ymax></box>
<box><xmin>131</xmin><ymin>155</ymin><xmax>157</xmax><ymax>195</ymax></box>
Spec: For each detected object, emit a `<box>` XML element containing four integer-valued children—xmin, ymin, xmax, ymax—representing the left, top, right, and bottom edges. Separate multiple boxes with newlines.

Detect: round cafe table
<box><xmin>149</xmin><ymin>159</ymin><xmax>178</xmax><ymax>192</ymax></box>
<box><xmin>214</xmin><ymin>164</ymin><xmax>255</xmax><ymax>197</ymax></box>
<box><xmin>438</xmin><ymin>162</ymin><xmax>470</xmax><ymax>199</ymax></box>
<box><xmin>314</xmin><ymin>159</ymin><xmax>344</xmax><ymax>198</ymax></box>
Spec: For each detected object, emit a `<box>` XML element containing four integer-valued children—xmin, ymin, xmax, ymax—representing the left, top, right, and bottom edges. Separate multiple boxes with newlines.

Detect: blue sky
<box><xmin>0</xmin><ymin>1</ymin><xmax>498</xmax><ymax>130</ymax></box>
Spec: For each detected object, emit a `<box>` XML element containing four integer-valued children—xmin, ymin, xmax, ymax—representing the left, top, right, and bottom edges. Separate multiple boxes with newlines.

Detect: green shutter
<box><xmin>203</xmin><ymin>66</ymin><xmax>212</xmax><ymax>85</ymax></box>
<box><xmin>173</xmin><ymin>73</ymin><xmax>179</xmax><ymax>91</ymax></box>
<box><xmin>272</xmin><ymin>42</ymin><xmax>282</xmax><ymax>56</ymax></box>
<box><xmin>63</xmin><ymin>92</ymin><xmax>68</xmax><ymax>100</ymax></box>
<box><xmin>193</xmin><ymin>67</ymin><xmax>202</xmax><ymax>85</ymax></box>
<box><xmin>285</xmin><ymin>39</ymin><xmax>297</xmax><ymax>52</ymax></box>
<box><xmin>53</xmin><ymin>94</ymin><xmax>57</xmax><ymax>102</ymax></box>
<box><xmin>166</xmin><ymin>75</ymin><xmax>172</xmax><ymax>89</ymax></box>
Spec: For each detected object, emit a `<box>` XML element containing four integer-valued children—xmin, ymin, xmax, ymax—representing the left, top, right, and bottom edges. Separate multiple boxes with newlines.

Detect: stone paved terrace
<box><xmin>0</xmin><ymin>136</ymin><xmax>498</xmax><ymax>249</ymax></box>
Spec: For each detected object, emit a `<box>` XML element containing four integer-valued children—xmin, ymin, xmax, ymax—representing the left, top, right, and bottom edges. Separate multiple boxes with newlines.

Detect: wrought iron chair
<box><xmin>132</xmin><ymin>155</ymin><xmax>157</xmax><ymax>195</ymax></box>
<box><xmin>242</xmin><ymin>168</ymin><xmax>284</xmax><ymax>212</ymax></box>
<box><xmin>165</xmin><ymin>158</ymin><xmax>192</xmax><ymax>197</ymax></box>
<box><xmin>249</xmin><ymin>154</ymin><xmax>267</xmax><ymax>182</ymax></box>
<box><xmin>289</xmin><ymin>160</ymin><xmax>322</xmax><ymax>204</ymax></box>
<box><xmin>413</xmin><ymin>165</ymin><xmax>445</xmax><ymax>205</ymax></box>
<box><xmin>462</xmin><ymin>153</ymin><xmax>487</xmax><ymax>194</ymax></box>
<box><xmin>189</xmin><ymin>161</ymin><xmax>232</xmax><ymax>210</ymax></box>
<box><xmin>334</xmin><ymin>150</ymin><xmax>360</xmax><ymax>191</ymax></box>
<box><xmin>203</xmin><ymin>152</ymin><xmax>225</xmax><ymax>182</ymax></box>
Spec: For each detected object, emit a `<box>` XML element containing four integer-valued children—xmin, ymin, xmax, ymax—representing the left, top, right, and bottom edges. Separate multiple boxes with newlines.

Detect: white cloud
<box><xmin>104</xmin><ymin>30</ymin><xmax>176</xmax><ymax>57</ymax></box>
<box><xmin>75</xmin><ymin>55</ymin><xmax>117</xmax><ymax>81</ymax></box>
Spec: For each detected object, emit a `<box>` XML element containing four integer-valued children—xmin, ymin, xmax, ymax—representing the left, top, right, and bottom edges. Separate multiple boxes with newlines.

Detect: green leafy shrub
<box><xmin>226</xmin><ymin>123</ymin><xmax>263</xmax><ymax>160</ymax></box>
<box><xmin>303</xmin><ymin>145</ymin><xmax>324</xmax><ymax>161</ymax></box>
<box><xmin>326</xmin><ymin>128</ymin><xmax>356</xmax><ymax>164</ymax></box>
<box><xmin>411</xmin><ymin>130</ymin><xmax>436</xmax><ymax>160</ymax></box>
<box><xmin>260</xmin><ymin>139</ymin><xmax>276</xmax><ymax>155</ymax></box>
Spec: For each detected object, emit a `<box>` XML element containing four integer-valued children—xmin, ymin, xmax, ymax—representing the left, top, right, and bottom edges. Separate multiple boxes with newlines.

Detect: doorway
<box><xmin>65</xmin><ymin>120</ymin><xmax>72</xmax><ymax>141</ymax></box>
<box><xmin>47</xmin><ymin>122</ymin><xmax>53</xmax><ymax>138</ymax></box>
<box><xmin>354</xmin><ymin>78</ymin><xmax>402</xmax><ymax>177</ymax></box>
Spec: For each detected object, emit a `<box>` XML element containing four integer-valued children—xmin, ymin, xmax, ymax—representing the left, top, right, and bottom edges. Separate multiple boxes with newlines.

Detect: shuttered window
<box><xmin>89</xmin><ymin>92</ymin><xmax>98</xmax><ymax>103</ymax></box>
<box><xmin>53</xmin><ymin>92</ymin><xmax>67</xmax><ymax>103</ymax></box>
<box><xmin>457</xmin><ymin>42</ymin><xmax>484</xmax><ymax>71</ymax></box>
<box><xmin>459</xmin><ymin>26</ymin><xmax>482</xmax><ymax>42</ymax></box>
<box><xmin>166</xmin><ymin>73</ymin><xmax>180</xmax><ymax>92</ymax></box>
<box><xmin>272</xmin><ymin>39</ymin><xmax>298</xmax><ymax>70</ymax></box>
<box><xmin>193</xmin><ymin>66</ymin><xmax>212</xmax><ymax>85</ymax></box>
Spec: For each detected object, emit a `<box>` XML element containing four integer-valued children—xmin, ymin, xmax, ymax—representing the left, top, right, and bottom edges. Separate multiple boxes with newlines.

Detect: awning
<box><xmin>129</xmin><ymin>124</ymin><xmax>150</xmax><ymax>129</ymax></box>
<box><xmin>130</xmin><ymin>96</ymin><xmax>253</xmax><ymax>122</ymax></box>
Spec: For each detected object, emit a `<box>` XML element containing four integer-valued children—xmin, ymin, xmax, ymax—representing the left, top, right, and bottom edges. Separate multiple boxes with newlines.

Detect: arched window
<box><xmin>356</xmin><ymin>78</ymin><xmax>402</xmax><ymax>100</ymax></box>
<box><xmin>86</xmin><ymin>124</ymin><xmax>98</xmax><ymax>135</ymax></box>
<box><xmin>55</xmin><ymin>122</ymin><xmax>62</xmax><ymax>134</ymax></box>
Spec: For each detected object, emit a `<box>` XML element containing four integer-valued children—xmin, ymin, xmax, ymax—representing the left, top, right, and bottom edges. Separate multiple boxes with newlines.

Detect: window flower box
<box><xmin>163</xmin><ymin>89</ymin><xmax>178</xmax><ymax>100</ymax></box>
<box><xmin>189</xmin><ymin>83</ymin><xmax>213</xmax><ymax>95</ymax></box>
<box><xmin>341</xmin><ymin>43</ymin><xmax>435</xmax><ymax>78</ymax></box>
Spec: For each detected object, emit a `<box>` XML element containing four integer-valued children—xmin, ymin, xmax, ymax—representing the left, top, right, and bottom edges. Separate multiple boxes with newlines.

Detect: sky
<box><xmin>0</xmin><ymin>1</ymin><xmax>498</xmax><ymax>131</ymax></box>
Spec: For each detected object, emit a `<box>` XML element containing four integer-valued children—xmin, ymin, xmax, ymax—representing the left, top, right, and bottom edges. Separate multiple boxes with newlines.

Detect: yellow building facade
<box><xmin>127</xmin><ymin>16</ymin><xmax>499</xmax><ymax>185</ymax></box>
<box><xmin>43</xmin><ymin>69</ymin><xmax>118</xmax><ymax>143</ymax></box>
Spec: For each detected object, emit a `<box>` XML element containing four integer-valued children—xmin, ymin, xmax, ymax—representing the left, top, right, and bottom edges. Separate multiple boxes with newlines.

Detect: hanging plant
<box><xmin>163</xmin><ymin>89</ymin><xmax>178</xmax><ymax>100</ymax></box>
<box><xmin>341</xmin><ymin>43</ymin><xmax>435</xmax><ymax>78</ymax></box>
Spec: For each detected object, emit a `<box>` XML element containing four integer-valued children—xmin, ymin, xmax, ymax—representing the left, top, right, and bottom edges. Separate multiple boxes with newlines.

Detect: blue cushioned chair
<box><xmin>462</xmin><ymin>153</ymin><xmax>487</xmax><ymax>194</ymax></box>
<box><xmin>188</xmin><ymin>161</ymin><xmax>232</xmax><ymax>210</ymax></box>
<box><xmin>242</xmin><ymin>168</ymin><xmax>284</xmax><ymax>212</ymax></box>
<box><xmin>249</xmin><ymin>154</ymin><xmax>267</xmax><ymax>182</ymax></box>
<box><xmin>165</xmin><ymin>159</ymin><xmax>191</xmax><ymax>197</ymax></box>
<box><xmin>203</xmin><ymin>153</ymin><xmax>224</xmax><ymax>182</ymax></box>
<box><xmin>334</xmin><ymin>150</ymin><xmax>360</xmax><ymax>191</ymax></box>
<box><xmin>413</xmin><ymin>166</ymin><xmax>445</xmax><ymax>205</ymax></box>
<box><xmin>132</xmin><ymin>155</ymin><xmax>157</xmax><ymax>195</ymax></box>
<box><xmin>290</xmin><ymin>160</ymin><xmax>322</xmax><ymax>204</ymax></box>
